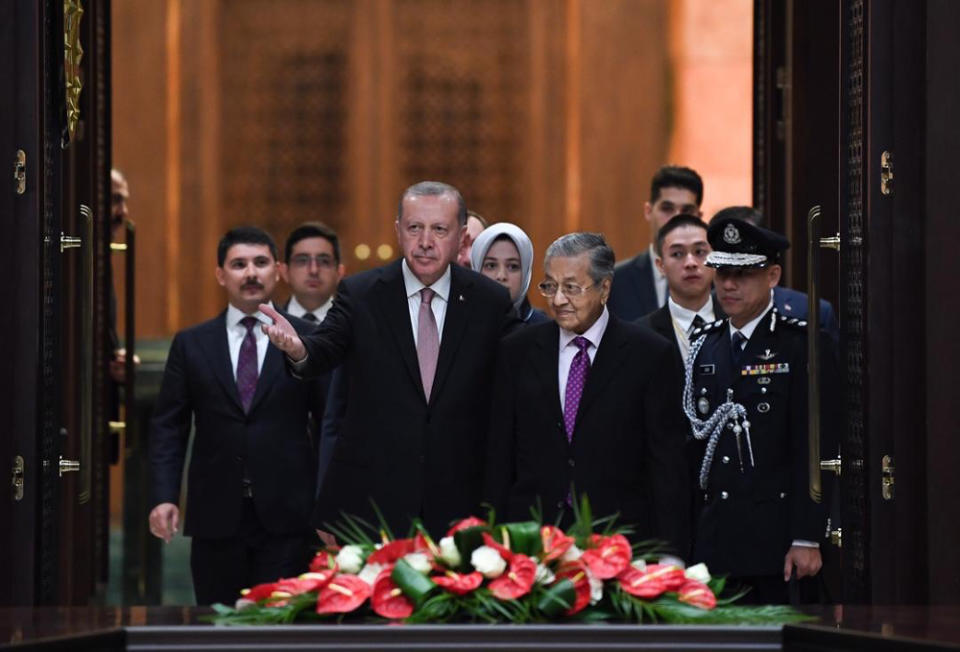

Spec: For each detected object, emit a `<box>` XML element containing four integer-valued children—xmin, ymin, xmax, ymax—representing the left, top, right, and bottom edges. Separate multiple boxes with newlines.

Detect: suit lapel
<box><xmin>247</xmin><ymin>337</ymin><xmax>282</xmax><ymax>415</ymax></box>
<box><xmin>634</xmin><ymin>252</ymin><xmax>658</xmax><ymax>310</ymax></box>
<box><xmin>430</xmin><ymin>267</ymin><xmax>471</xmax><ymax>405</ymax></box>
<box><xmin>531</xmin><ymin>325</ymin><xmax>563</xmax><ymax>432</ymax></box>
<box><xmin>651</xmin><ymin>305</ymin><xmax>673</xmax><ymax>340</ymax></box>
<box><xmin>573</xmin><ymin>316</ymin><xmax>629</xmax><ymax>436</ymax></box>
<box><xmin>372</xmin><ymin>261</ymin><xmax>424</xmax><ymax>400</ymax></box>
<box><xmin>199</xmin><ymin>311</ymin><xmax>244</xmax><ymax>413</ymax></box>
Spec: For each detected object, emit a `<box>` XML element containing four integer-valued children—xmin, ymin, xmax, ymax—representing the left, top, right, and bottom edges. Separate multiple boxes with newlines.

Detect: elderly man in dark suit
<box><xmin>638</xmin><ymin>214</ymin><xmax>725</xmax><ymax>364</ymax></box>
<box><xmin>262</xmin><ymin>181</ymin><xmax>515</xmax><ymax>538</ymax></box>
<box><xmin>608</xmin><ymin>166</ymin><xmax>704</xmax><ymax>321</ymax></box>
<box><xmin>484</xmin><ymin>233</ymin><xmax>690</xmax><ymax>556</ymax></box>
<box><xmin>149</xmin><ymin>227</ymin><xmax>326</xmax><ymax>605</ymax></box>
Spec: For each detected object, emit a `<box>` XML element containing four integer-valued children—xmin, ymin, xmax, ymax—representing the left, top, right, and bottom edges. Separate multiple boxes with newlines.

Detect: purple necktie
<box><xmin>417</xmin><ymin>288</ymin><xmax>440</xmax><ymax>401</ymax></box>
<box><xmin>563</xmin><ymin>336</ymin><xmax>591</xmax><ymax>441</ymax></box>
<box><xmin>237</xmin><ymin>316</ymin><xmax>259</xmax><ymax>412</ymax></box>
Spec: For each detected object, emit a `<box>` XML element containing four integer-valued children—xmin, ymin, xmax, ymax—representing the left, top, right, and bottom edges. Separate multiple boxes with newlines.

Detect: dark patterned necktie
<box><xmin>688</xmin><ymin>314</ymin><xmax>706</xmax><ymax>337</ymax></box>
<box><xmin>301</xmin><ymin>312</ymin><xmax>318</xmax><ymax>322</ymax></box>
<box><xmin>563</xmin><ymin>336</ymin><xmax>592</xmax><ymax>441</ymax></box>
<box><xmin>237</xmin><ymin>316</ymin><xmax>259</xmax><ymax>412</ymax></box>
<box><xmin>730</xmin><ymin>330</ymin><xmax>747</xmax><ymax>367</ymax></box>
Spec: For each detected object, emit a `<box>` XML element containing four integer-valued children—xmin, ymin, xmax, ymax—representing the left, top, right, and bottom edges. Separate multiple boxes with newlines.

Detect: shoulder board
<box><xmin>777</xmin><ymin>312</ymin><xmax>808</xmax><ymax>329</ymax></box>
<box><xmin>690</xmin><ymin>318</ymin><xmax>727</xmax><ymax>338</ymax></box>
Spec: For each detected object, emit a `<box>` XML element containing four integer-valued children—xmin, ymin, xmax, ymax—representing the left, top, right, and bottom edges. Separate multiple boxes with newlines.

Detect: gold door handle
<box><xmin>60</xmin><ymin>233</ymin><xmax>82</xmax><ymax>252</ymax></box>
<box><xmin>58</xmin><ymin>456</ymin><xmax>80</xmax><ymax>477</ymax></box>
<box><xmin>110</xmin><ymin>242</ymin><xmax>128</xmax><ymax>252</ymax></box>
<box><xmin>820</xmin><ymin>456</ymin><xmax>842</xmax><ymax>476</ymax></box>
<box><xmin>820</xmin><ymin>234</ymin><xmax>841</xmax><ymax>251</ymax></box>
<box><xmin>109</xmin><ymin>421</ymin><xmax>126</xmax><ymax>434</ymax></box>
<box><xmin>881</xmin><ymin>455</ymin><xmax>895</xmax><ymax>500</ymax></box>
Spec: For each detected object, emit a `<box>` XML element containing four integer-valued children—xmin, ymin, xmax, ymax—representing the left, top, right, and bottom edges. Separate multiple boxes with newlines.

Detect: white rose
<box><xmin>535</xmin><ymin>563</ymin><xmax>556</xmax><ymax>585</ymax></box>
<box><xmin>631</xmin><ymin>558</ymin><xmax>647</xmax><ymax>572</ymax></box>
<box><xmin>684</xmin><ymin>562</ymin><xmax>711</xmax><ymax>584</ymax></box>
<box><xmin>357</xmin><ymin>562</ymin><xmax>385</xmax><ymax>587</ymax></box>
<box><xmin>585</xmin><ymin>567</ymin><xmax>603</xmax><ymax>605</ymax></box>
<box><xmin>234</xmin><ymin>598</ymin><xmax>256</xmax><ymax>610</ymax></box>
<box><xmin>470</xmin><ymin>545</ymin><xmax>507</xmax><ymax>578</ymax></box>
<box><xmin>438</xmin><ymin>536</ymin><xmax>462</xmax><ymax>567</ymax></box>
<box><xmin>335</xmin><ymin>545</ymin><xmax>365</xmax><ymax>574</ymax></box>
<box><xmin>403</xmin><ymin>552</ymin><xmax>433</xmax><ymax>574</ymax></box>
<box><xmin>561</xmin><ymin>544</ymin><xmax>582</xmax><ymax>563</ymax></box>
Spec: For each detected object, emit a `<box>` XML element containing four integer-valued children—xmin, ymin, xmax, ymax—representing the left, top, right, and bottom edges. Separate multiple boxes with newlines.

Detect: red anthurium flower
<box><xmin>275</xmin><ymin>572</ymin><xmax>334</xmax><ymax>596</ymax></box>
<box><xmin>367</xmin><ymin>538</ymin><xmax>415</xmax><ymax>565</ymax></box>
<box><xmin>413</xmin><ymin>531</ymin><xmax>442</xmax><ymax>560</ymax></box>
<box><xmin>677</xmin><ymin>579</ymin><xmax>717</xmax><ymax>610</ymax></box>
<box><xmin>371</xmin><ymin>573</ymin><xmax>415</xmax><ymax>619</ymax></box>
<box><xmin>489</xmin><ymin>554</ymin><xmax>537</xmax><ymax>600</ymax></box>
<box><xmin>240</xmin><ymin>581</ymin><xmax>279</xmax><ymax>603</ymax></box>
<box><xmin>481</xmin><ymin>531</ymin><xmax>513</xmax><ymax>561</ymax></box>
<box><xmin>315</xmin><ymin>575</ymin><xmax>371</xmax><ymax>614</ymax></box>
<box><xmin>432</xmin><ymin>570</ymin><xmax>483</xmax><ymax>596</ymax></box>
<box><xmin>309</xmin><ymin>551</ymin><xmax>338</xmax><ymax>573</ymax></box>
<box><xmin>540</xmin><ymin>525</ymin><xmax>574</xmax><ymax>562</ymax></box>
<box><xmin>554</xmin><ymin>560</ymin><xmax>591</xmax><ymax>615</ymax></box>
<box><xmin>617</xmin><ymin>563</ymin><xmax>685</xmax><ymax>599</ymax></box>
<box><xmin>446</xmin><ymin>516</ymin><xmax>487</xmax><ymax>537</ymax></box>
<box><xmin>580</xmin><ymin>534</ymin><xmax>632</xmax><ymax>579</ymax></box>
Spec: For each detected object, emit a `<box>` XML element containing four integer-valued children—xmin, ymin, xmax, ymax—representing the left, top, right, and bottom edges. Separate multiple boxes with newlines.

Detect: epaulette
<box><xmin>777</xmin><ymin>312</ymin><xmax>808</xmax><ymax>329</ymax></box>
<box><xmin>690</xmin><ymin>318</ymin><xmax>727</xmax><ymax>338</ymax></box>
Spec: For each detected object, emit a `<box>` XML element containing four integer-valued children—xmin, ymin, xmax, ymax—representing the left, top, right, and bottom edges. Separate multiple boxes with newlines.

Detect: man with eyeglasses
<box><xmin>279</xmin><ymin>222</ymin><xmax>346</xmax><ymax>324</ymax></box>
<box><xmin>484</xmin><ymin>233</ymin><xmax>690</xmax><ymax>555</ymax></box>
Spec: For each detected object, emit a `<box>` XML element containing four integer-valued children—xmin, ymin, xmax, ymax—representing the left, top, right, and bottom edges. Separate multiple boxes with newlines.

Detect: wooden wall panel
<box><xmin>113</xmin><ymin>0</ymin><xmax>751</xmax><ymax>336</ymax></box>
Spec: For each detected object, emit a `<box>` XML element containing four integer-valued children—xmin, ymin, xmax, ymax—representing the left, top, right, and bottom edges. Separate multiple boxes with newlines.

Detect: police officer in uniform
<box><xmin>683</xmin><ymin>216</ymin><xmax>827</xmax><ymax>604</ymax></box>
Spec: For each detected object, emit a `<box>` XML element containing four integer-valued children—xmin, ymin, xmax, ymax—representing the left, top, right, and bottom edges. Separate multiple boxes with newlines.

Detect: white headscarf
<box><xmin>470</xmin><ymin>222</ymin><xmax>535</xmax><ymax>310</ymax></box>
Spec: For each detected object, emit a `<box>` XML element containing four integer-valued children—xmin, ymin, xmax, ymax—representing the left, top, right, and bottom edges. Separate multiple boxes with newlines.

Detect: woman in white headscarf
<box><xmin>470</xmin><ymin>222</ymin><xmax>549</xmax><ymax>324</ymax></box>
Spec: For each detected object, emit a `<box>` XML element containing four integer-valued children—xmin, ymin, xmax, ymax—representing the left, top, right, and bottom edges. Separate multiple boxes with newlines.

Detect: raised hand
<box><xmin>259</xmin><ymin>303</ymin><xmax>307</xmax><ymax>362</ymax></box>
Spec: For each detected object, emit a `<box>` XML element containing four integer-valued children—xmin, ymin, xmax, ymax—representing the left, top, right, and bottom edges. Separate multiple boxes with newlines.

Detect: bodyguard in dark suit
<box><xmin>485</xmin><ymin>233</ymin><xmax>690</xmax><ymax>556</ymax></box>
<box><xmin>261</xmin><ymin>182</ymin><xmax>515</xmax><ymax>538</ymax></box>
<box><xmin>149</xmin><ymin>227</ymin><xmax>326</xmax><ymax>605</ymax></box>
<box><xmin>684</xmin><ymin>217</ymin><xmax>829</xmax><ymax>603</ymax></box>
<box><xmin>608</xmin><ymin>166</ymin><xmax>704</xmax><ymax>321</ymax></box>
<box><xmin>637</xmin><ymin>214</ymin><xmax>726</xmax><ymax>364</ymax></box>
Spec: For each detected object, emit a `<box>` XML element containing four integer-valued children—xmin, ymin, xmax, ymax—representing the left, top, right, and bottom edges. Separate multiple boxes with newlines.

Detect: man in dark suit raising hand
<box><xmin>262</xmin><ymin>181</ymin><xmax>515</xmax><ymax>538</ymax></box>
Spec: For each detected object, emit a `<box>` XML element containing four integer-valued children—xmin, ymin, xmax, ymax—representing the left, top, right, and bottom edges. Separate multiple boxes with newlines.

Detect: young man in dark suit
<box><xmin>261</xmin><ymin>181</ymin><xmax>516</xmax><ymax>538</ymax></box>
<box><xmin>484</xmin><ymin>233</ymin><xmax>690</xmax><ymax>557</ymax></box>
<box><xmin>278</xmin><ymin>221</ymin><xmax>345</xmax><ymax>324</ymax></box>
<box><xmin>638</xmin><ymin>214</ymin><xmax>725</xmax><ymax>364</ymax></box>
<box><xmin>149</xmin><ymin>227</ymin><xmax>325</xmax><ymax>605</ymax></box>
<box><xmin>608</xmin><ymin>166</ymin><xmax>704</xmax><ymax>321</ymax></box>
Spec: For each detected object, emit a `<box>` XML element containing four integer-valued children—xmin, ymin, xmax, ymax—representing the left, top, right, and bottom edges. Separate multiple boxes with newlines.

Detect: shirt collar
<box><xmin>729</xmin><ymin>294</ymin><xmax>775</xmax><ymax>341</ymax></box>
<box><xmin>401</xmin><ymin>258</ymin><xmax>451</xmax><ymax>303</ymax></box>
<box><xmin>558</xmin><ymin>306</ymin><xmax>610</xmax><ymax>353</ymax></box>
<box><xmin>226</xmin><ymin>302</ymin><xmax>274</xmax><ymax>329</ymax></box>
<box><xmin>668</xmin><ymin>296</ymin><xmax>714</xmax><ymax>333</ymax></box>
<box><xmin>287</xmin><ymin>294</ymin><xmax>333</xmax><ymax>320</ymax></box>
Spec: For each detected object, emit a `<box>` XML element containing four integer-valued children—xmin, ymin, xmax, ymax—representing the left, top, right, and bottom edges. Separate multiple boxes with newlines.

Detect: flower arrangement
<box><xmin>210</xmin><ymin>500</ymin><xmax>809</xmax><ymax>625</ymax></box>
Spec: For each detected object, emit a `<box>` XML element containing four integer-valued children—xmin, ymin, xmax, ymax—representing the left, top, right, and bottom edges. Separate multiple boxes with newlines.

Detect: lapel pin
<box><xmin>459</xmin><ymin>294</ymin><xmax>465</xmax><ymax>302</ymax></box>
<box><xmin>757</xmin><ymin>349</ymin><xmax>777</xmax><ymax>361</ymax></box>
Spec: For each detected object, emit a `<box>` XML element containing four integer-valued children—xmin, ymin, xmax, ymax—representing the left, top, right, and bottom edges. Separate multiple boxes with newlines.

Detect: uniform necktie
<box><xmin>417</xmin><ymin>288</ymin><xmax>440</xmax><ymax>401</ymax></box>
<box><xmin>730</xmin><ymin>330</ymin><xmax>747</xmax><ymax>367</ymax></box>
<box><xmin>688</xmin><ymin>314</ymin><xmax>706</xmax><ymax>337</ymax></box>
<box><xmin>301</xmin><ymin>312</ymin><xmax>318</xmax><ymax>322</ymax></box>
<box><xmin>237</xmin><ymin>316</ymin><xmax>259</xmax><ymax>412</ymax></box>
<box><xmin>563</xmin><ymin>336</ymin><xmax>592</xmax><ymax>441</ymax></box>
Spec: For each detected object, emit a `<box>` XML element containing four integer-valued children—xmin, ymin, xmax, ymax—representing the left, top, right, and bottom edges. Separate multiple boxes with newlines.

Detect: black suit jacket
<box><xmin>608</xmin><ymin>250</ymin><xmax>660</xmax><ymax>321</ymax></box>
<box><xmin>484</xmin><ymin>315</ymin><xmax>691</xmax><ymax>556</ymax></box>
<box><xmin>293</xmin><ymin>260</ymin><xmax>515</xmax><ymax>537</ymax></box>
<box><xmin>150</xmin><ymin>309</ymin><xmax>325</xmax><ymax>539</ymax></box>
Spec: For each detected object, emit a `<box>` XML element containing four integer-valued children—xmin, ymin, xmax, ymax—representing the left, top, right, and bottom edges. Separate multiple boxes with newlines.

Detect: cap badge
<box><xmin>723</xmin><ymin>223</ymin><xmax>742</xmax><ymax>244</ymax></box>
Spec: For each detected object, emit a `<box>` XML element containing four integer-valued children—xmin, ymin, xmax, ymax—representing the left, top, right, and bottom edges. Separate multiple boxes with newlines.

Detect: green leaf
<box><xmin>501</xmin><ymin>521</ymin><xmax>542</xmax><ymax>556</ymax></box>
<box><xmin>453</xmin><ymin>525</ymin><xmax>490</xmax><ymax>571</ymax></box>
<box><xmin>392</xmin><ymin>559</ymin><xmax>437</xmax><ymax>606</ymax></box>
<box><xmin>536</xmin><ymin>579</ymin><xmax>575</xmax><ymax>617</ymax></box>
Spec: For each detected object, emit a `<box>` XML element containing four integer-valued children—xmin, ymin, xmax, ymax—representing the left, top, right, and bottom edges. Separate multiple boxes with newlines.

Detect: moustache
<box><xmin>241</xmin><ymin>281</ymin><xmax>264</xmax><ymax>290</ymax></box>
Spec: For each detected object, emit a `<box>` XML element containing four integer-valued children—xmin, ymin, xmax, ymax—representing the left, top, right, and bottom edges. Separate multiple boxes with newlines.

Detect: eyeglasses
<box><xmin>289</xmin><ymin>254</ymin><xmax>337</xmax><ymax>269</ymax></box>
<box><xmin>538</xmin><ymin>281</ymin><xmax>597</xmax><ymax>298</ymax></box>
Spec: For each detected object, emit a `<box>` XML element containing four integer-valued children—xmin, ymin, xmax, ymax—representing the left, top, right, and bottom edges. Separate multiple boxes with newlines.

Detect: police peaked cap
<box><xmin>705</xmin><ymin>217</ymin><xmax>790</xmax><ymax>269</ymax></box>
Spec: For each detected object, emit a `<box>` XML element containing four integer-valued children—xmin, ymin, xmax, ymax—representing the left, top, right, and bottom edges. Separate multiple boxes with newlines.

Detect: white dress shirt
<box><xmin>401</xmin><ymin>259</ymin><xmax>451</xmax><ymax>346</ymax></box>
<box><xmin>668</xmin><ymin>296</ymin><xmax>716</xmax><ymax>362</ymax></box>
<box><xmin>225</xmin><ymin>303</ymin><xmax>272</xmax><ymax>379</ymax></box>
<box><xmin>558</xmin><ymin>306</ymin><xmax>610</xmax><ymax>412</ymax></box>
<box><xmin>287</xmin><ymin>294</ymin><xmax>334</xmax><ymax>323</ymax></box>
<box><xmin>650</xmin><ymin>244</ymin><xmax>668</xmax><ymax>308</ymax></box>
